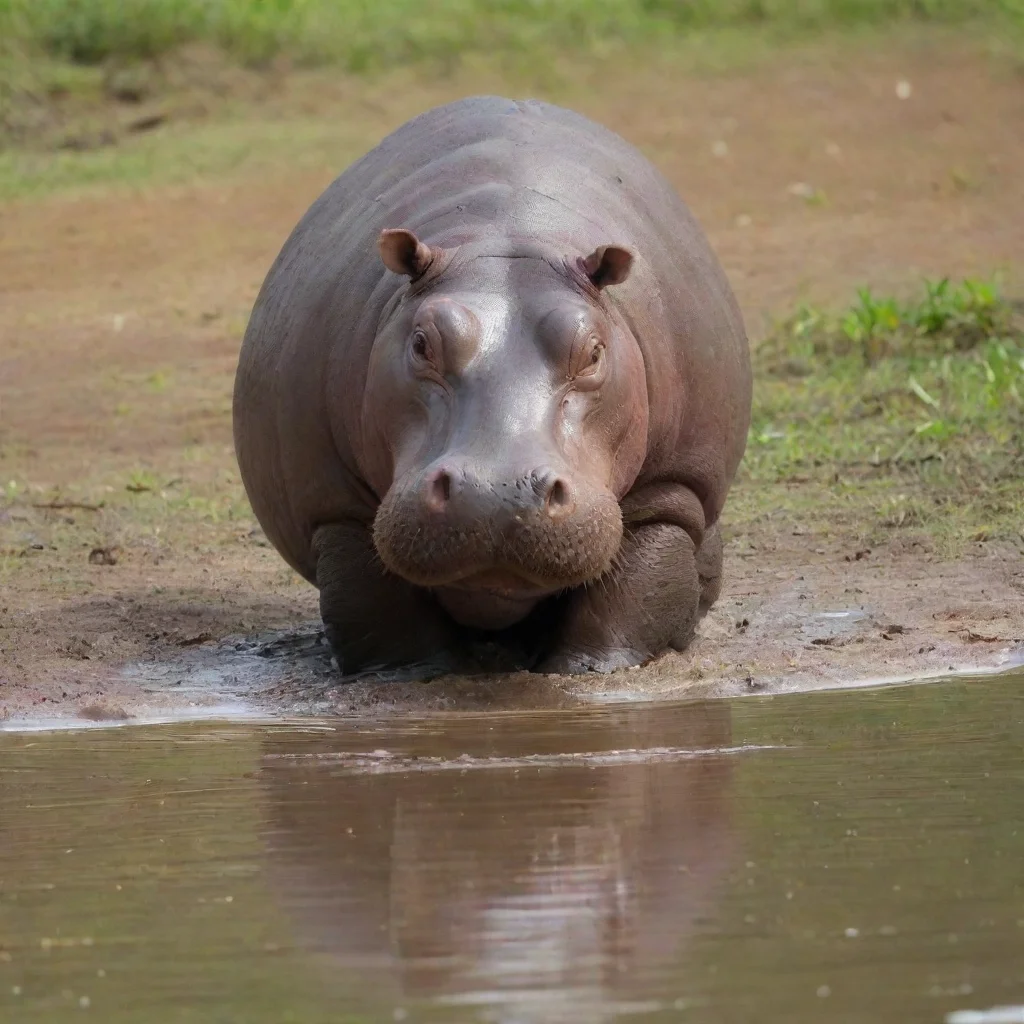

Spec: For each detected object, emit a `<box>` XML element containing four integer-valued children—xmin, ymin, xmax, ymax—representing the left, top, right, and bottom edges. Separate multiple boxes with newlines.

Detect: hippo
<box><xmin>233</xmin><ymin>95</ymin><xmax>751</xmax><ymax>677</ymax></box>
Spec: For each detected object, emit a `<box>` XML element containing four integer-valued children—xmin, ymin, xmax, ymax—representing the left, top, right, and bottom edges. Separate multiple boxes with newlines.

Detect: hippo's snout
<box><xmin>420</xmin><ymin>463</ymin><xmax>577</xmax><ymax>522</ymax></box>
<box><xmin>372</xmin><ymin>457</ymin><xmax>623</xmax><ymax>627</ymax></box>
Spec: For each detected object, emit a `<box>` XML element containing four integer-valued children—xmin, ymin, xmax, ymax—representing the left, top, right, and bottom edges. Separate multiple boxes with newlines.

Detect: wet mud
<box><xmin>6</xmin><ymin>545</ymin><xmax>1022</xmax><ymax>728</ymax></box>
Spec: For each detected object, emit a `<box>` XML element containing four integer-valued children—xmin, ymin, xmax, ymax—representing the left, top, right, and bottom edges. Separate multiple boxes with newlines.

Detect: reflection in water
<box><xmin>3</xmin><ymin>677</ymin><xmax>1023</xmax><ymax>1023</ymax></box>
<box><xmin>259</xmin><ymin>702</ymin><xmax>738</xmax><ymax>1021</ymax></box>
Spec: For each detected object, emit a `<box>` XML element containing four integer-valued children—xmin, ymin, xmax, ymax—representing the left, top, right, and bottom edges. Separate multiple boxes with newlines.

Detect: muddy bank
<box><xmin>3</xmin><ymin>535</ymin><xmax>1021</xmax><ymax>727</ymax></box>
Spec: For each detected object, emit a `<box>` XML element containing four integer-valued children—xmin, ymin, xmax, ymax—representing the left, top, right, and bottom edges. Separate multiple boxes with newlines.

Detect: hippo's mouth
<box><xmin>432</xmin><ymin>569</ymin><xmax>559</xmax><ymax>631</ymax></box>
<box><xmin>446</xmin><ymin>568</ymin><xmax>557</xmax><ymax>600</ymax></box>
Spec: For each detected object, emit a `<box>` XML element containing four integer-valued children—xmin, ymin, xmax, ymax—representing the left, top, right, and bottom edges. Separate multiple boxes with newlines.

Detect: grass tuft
<box><xmin>758</xmin><ymin>278</ymin><xmax>1022</xmax><ymax>370</ymax></box>
<box><xmin>734</xmin><ymin>278</ymin><xmax>1024</xmax><ymax>554</ymax></box>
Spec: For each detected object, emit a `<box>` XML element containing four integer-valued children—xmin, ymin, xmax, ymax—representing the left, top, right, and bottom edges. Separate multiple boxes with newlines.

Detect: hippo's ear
<box><xmin>379</xmin><ymin>228</ymin><xmax>435</xmax><ymax>279</ymax></box>
<box><xmin>581</xmin><ymin>245</ymin><xmax>634</xmax><ymax>289</ymax></box>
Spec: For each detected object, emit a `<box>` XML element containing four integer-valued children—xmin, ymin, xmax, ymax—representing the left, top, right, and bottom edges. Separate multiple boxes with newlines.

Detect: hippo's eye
<box><xmin>410</xmin><ymin>325</ymin><xmax>447</xmax><ymax>378</ymax></box>
<box><xmin>576</xmin><ymin>339</ymin><xmax>605</xmax><ymax>378</ymax></box>
<box><xmin>409</xmin><ymin>325</ymin><xmax>438</xmax><ymax>370</ymax></box>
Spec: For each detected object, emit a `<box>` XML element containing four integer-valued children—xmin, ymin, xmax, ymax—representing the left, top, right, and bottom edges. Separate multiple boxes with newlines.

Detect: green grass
<box><xmin>0</xmin><ymin>113</ymin><xmax>362</xmax><ymax>198</ymax></box>
<box><xmin>3</xmin><ymin>0</ymin><xmax>1023</xmax><ymax>186</ymax></box>
<box><xmin>733</xmin><ymin>278</ymin><xmax>1024</xmax><ymax>554</ymax></box>
<box><xmin>2</xmin><ymin>0</ymin><xmax>1022</xmax><ymax>70</ymax></box>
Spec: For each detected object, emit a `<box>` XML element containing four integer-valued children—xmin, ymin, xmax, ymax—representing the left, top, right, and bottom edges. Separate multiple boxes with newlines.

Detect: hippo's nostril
<box><xmin>424</xmin><ymin>469</ymin><xmax>452</xmax><ymax>512</ymax></box>
<box><xmin>533</xmin><ymin>469</ymin><xmax>575</xmax><ymax>517</ymax></box>
<box><xmin>547</xmin><ymin>479</ymin><xmax>569</xmax><ymax>509</ymax></box>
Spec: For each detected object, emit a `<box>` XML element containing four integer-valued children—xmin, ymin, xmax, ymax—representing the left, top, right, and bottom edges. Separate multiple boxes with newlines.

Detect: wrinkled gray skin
<box><xmin>233</xmin><ymin>96</ymin><xmax>751</xmax><ymax>677</ymax></box>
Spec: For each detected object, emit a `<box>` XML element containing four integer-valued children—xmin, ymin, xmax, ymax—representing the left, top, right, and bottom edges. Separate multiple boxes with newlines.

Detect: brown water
<box><xmin>2</xmin><ymin>673</ymin><xmax>1023</xmax><ymax>1023</ymax></box>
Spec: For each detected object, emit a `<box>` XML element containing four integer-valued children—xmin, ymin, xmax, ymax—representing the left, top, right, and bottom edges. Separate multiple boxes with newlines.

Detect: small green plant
<box><xmin>126</xmin><ymin>468</ymin><xmax>159</xmax><ymax>493</ymax></box>
<box><xmin>146</xmin><ymin>370</ymin><xmax>170</xmax><ymax>393</ymax></box>
<box><xmin>913</xmin><ymin>276</ymin><xmax>1005</xmax><ymax>348</ymax></box>
<box><xmin>840</xmin><ymin>287</ymin><xmax>904</xmax><ymax>361</ymax></box>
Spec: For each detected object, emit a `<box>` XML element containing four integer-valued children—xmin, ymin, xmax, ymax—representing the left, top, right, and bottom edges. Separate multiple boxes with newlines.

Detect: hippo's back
<box><xmin>279</xmin><ymin>96</ymin><xmax>719</xmax><ymax>281</ymax></box>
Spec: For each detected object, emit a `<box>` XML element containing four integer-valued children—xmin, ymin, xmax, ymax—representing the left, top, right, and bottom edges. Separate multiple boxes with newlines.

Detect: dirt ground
<box><xmin>2</xmin><ymin>39</ymin><xmax>1023</xmax><ymax>724</ymax></box>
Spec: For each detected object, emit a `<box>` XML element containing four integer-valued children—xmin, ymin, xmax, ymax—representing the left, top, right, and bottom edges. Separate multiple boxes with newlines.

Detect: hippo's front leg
<box><xmin>312</xmin><ymin>522</ymin><xmax>461</xmax><ymax>678</ymax></box>
<box><xmin>536</xmin><ymin>522</ymin><xmax>722</xmax><ymax>675</ymax></box>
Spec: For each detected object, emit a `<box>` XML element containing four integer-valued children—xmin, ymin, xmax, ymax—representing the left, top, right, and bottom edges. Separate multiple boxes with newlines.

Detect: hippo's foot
<box><xmin>537</xmin><ymin>645</ymin><xmax>650</xmax><ymax>675</ymax></box>
<box><xmin>324</xmin><ymin>633</ymin><xmax>468</xmax><ymax>683</ymax></box>
<box><xmin>536</xmin><ymin>521</ymin><xmax>712</xmax><ymax>677</ymax></box>
<box><xmin>314</xmin><ymin>522</ymin><xmax>460</xmax><ymax>680</ymax></box>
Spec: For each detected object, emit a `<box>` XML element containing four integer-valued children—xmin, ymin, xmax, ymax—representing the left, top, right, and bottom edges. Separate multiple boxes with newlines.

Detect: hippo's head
<box><xmin>361</xmin><ymin>229</ymin><xmax>649</xmax><ymax>630</ymax></box>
